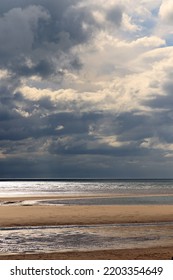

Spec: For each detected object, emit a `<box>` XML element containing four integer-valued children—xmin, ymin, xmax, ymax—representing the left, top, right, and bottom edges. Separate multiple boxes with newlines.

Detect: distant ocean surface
<box><xmin>1</xmin><ymin>179</ymin><xmax>173</xmax><ymax>197</ymax></box>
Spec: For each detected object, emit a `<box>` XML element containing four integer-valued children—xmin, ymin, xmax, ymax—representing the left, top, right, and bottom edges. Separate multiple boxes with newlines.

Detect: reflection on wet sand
<box><xmin>1</xmin><ymin>222</ymin><xmax>173</xmax><ymax>255</ymax></box>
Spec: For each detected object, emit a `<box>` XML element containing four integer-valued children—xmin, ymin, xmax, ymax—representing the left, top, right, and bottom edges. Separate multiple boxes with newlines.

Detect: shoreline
<box><xmin>1</xmin><ymin>192</ymin><xmax>173</xmax><ymax>201</ymax></box>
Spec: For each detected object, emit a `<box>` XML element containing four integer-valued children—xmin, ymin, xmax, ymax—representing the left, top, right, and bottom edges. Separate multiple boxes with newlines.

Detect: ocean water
<box><xmin>0</xmin><ymin>179</ymin><xmax>173</xmax><ymax>197</ymax></box>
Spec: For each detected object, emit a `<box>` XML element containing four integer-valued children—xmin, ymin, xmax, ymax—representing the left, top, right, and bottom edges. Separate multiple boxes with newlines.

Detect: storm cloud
<box><xmin>0</xmin><ymin>0</ymin><xmax>96</xmax><ymax>79</ymax></box>
<box><xmin>106</xmin><ymin>5</ymin><xmax>124</xmax><ymax>26</ymax></box>
<box><xmin>1</xmin><ymin>0</ymin><xmax>173</xmax><ymax>178</ymax></box>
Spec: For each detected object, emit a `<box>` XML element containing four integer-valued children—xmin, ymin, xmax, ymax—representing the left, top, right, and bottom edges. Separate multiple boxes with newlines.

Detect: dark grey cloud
<box><xmin>14</xmin><ymin>60</ymin><xmax>55</xmax><ymax>78</ymax></box>
<box><xmin>0</xmin><ymin>5</ymin><xmax>49</xmax><ymax>63</ymax></box>
<box><xmin>0</xmin><ymin>99</ymin><xmax>103</xmax><ymax>141</ymax></box>
<box><xmin>0</xmin><ymin>0</ymin><xmax>96</xmax><ymax>79</ymax></box>
<box><xmin>48</xmin><ymin>136</ymin><xmax>148</xmax><ymax>157</ymax></box>
<box><xmin>0</xmin><ymin>83</ymin><xmax>171</xmax><ymax>178</ymax></box>
<box><xmin>0</xmin><ymin>78</ymin><xmax>172</xmax><ymax>178</ymax></box>
<box><xmin>1</xmin><ymin>148</ymin><xmax>172</xmax><ymax>179</ymax></box>
<box><xmin>106</xmin><ymin>5</ymin><xmax>124</xmax><ymax>26</ymax></box>
<box><xmin>0</xmin><ymin>0</ymin><xmax>104</xmax><ymax>178</ymax></box>
<box><xmin>0</xmin><ymin>1</ymin><xmax>98</xmax><ymax>167</ymax></box>
<box><xmin>145</xmin><ymin>81</ymin><xmax>173</xmax><ymax>110</ymax></box>
<box><xmin>40</xmin><ymin>111</ymin><xmax>150</xmax><ymax>158</ymax></box>
<box><xmin>142</xmin><ymin>80</ymin><xmax>173</xmax><ymax>144</ymax></box>
<box><xmin>113</xmin><ymin>112</ymin><xmax>152</xmax><ymax>141</ymax></box>
<box><xmin>0</xmin><ymin>1</ymin><xmax>173</xmax><ymax>178</ymax></box>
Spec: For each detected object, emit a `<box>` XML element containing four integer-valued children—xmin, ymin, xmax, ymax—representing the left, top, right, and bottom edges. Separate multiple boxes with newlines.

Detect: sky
<box><xmin>1</xmin><ymin>0</ymin><xmax>173</xmax><ymax>178</ymax></box>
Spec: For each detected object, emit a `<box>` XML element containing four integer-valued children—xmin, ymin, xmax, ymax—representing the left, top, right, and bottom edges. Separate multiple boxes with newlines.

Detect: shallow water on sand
<box><xmin>35</xmin><ymin>195</ymin><xmax>173</xmax><ymax>205</ymax></box>
<box><xmin>1</xmin><ymin>195</ymin><xmax>173</xmax><ymax>206</ymax></box>
<box><xmin>1</xmin><ymin>222</ymin><xmax>173</xmax><ymax>255</ymax></box>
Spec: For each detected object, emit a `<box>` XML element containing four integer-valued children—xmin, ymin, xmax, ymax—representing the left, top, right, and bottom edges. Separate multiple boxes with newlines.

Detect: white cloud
<box><xmin>18</xmin><ymin>29</ymin><xmax>169</xmax><ymax>117</ymax></box>
<box><xmin>159</xmin><ymin>0</ymin><xmax>173</xmax><ymax>24</ymax></box>
<box><xmin>140</xmin><ymin>137</ymin><xmax>173</xmax><ymax>152</ymax></box>
<box><xmin>55</xmin><ymin>125</ymin><xmax>64</xmax><ymax>131</ymax></box>
<box><xmin>122</xmin><ymin>14</ymin><xmax>140</xmax><ymax>32</ymax></box>
<box><xmin>0</xmin><ymin>149</ymin><xmax>6</xmax><ymax>159</ymax></box>
<box><xmin>0</xmin><ymin>69</ymin><xmax>9</xmax><ymax>79</ymax></box>
<box><xmin>90</xmin><ymin>135</ymin><xmax>131</xmax><ymax>148</ymax></box>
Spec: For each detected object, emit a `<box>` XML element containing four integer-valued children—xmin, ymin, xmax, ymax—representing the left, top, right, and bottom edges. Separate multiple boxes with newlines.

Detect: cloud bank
<box><xmin>0</xmin><ymin>0</ymin><xmax>173</xmax><ymax>178</ymax></box>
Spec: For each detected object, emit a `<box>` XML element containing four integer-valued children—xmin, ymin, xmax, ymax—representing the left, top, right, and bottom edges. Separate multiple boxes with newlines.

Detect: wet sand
<box><xmin>0</xmin><ymin>194</ymin><xmax>173</xmax><ymax>259</ymax></box>
<box><xmin>0</xmin><ymin>204</ymin><xmax>173</xmax><ymax>227</ymax></box>
<box><xmin>0</xmin><ymin>246</ymin><xmax>173</xmax><ymax>260</ymax></box>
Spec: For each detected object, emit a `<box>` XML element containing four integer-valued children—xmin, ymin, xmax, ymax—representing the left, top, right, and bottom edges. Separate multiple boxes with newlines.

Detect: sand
<box><xmin>0</xmin><ymin>195</ymin><xmax>173</xmax><ymax>259</ymax></box>
<box><xmin>0</xmin><ymin>204</ymin><xmax>173</xmax><ymax>227</ymax></box>
<box><xmin>0</xmin><ymin>247</ymin><xmax>173</xmax><ymax>260</ymax></box>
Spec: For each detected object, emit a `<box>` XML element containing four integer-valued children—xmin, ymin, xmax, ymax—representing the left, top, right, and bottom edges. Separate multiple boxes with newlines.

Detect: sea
<box><xmin>1</xmin><ymin>179</ymin><xmax>173</xmax><ymax>197</ymax></box>
<box><xmin>0</xmin><ymin>179</ymin><xmax>173</xmax><ymax>255</ymax></box>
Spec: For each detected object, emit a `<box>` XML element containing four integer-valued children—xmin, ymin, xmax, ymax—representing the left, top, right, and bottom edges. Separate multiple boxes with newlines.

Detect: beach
<box><xmin>1</xmin><ymin>199</ymin><xmax>173</xmax><ymax>227</ymax></box>
<box><xmin>0</xmin><ymin>194</ymin><xmax>173</xmax><ymax>259</ymax></box>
